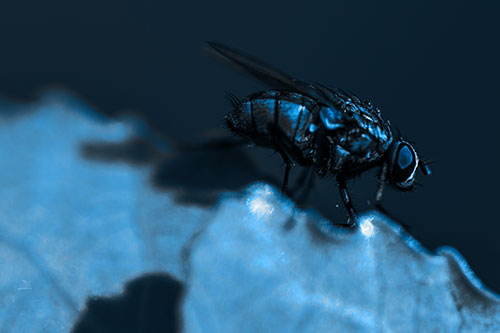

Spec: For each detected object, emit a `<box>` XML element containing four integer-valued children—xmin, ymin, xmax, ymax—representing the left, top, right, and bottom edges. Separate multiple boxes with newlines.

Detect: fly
<box><xmin>208</xmin><ymin>42</ymin><xmax>431</xmax><ymax>225</ymax></box>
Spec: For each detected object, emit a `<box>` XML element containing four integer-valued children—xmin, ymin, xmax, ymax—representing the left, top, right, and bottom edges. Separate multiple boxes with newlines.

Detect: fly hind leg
<box><xmin>294</xmin><ymin>167</ymin><xmax>315</xmax><ymax>205</ymax></box>
<box><xmin>269</xmin><ymin>126</ymin><xmax>294</xmax><ymax>195</ymax></box>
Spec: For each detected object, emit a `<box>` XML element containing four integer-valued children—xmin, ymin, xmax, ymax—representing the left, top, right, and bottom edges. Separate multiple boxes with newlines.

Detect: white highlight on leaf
<box><xmin>247</xmin><ymin>185</ymin><xmax>274</xmax><ymax>218</ymax></box>
<box><xmin>360</xmin><ymin>217</ymin><xmax>375</xmax><ymax>238</ymax></box>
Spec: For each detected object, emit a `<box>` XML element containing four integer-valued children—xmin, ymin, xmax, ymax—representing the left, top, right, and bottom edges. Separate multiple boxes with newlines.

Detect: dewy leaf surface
<box><xmin>0</xmin><ymin>92</ymin><xmax>209</xmax><ymax>332</ymax></box>
<box><xmin>0</xmin><ymin>91</ymin><xmax>498</xmax><ymax>332</ymax></box>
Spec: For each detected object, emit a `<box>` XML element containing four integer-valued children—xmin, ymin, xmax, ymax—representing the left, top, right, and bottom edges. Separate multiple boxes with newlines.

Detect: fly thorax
<box><xmin>319</xmin><ymin>105</ymin><xmax>345</xmax><ymax>131</ymax></box>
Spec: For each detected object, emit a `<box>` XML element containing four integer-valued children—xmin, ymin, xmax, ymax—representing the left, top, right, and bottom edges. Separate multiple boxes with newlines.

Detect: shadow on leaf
<box><xmin>72</xmin><ymin>273</ymin><xmax>183</xmax><ymax>333</ymax></box>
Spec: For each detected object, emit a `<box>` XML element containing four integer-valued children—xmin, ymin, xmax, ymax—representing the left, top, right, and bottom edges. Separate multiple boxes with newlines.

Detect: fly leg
<box><xmin>295</xmin><ymin>167</ymin><xmax>311</xmax><ymax>190</ymax></box>
<box><xmin>296</xmin><ymin>168</ymin><xmax>315</xmax><ymax>205</ymax></box>
<box><xmin>373</xmin><ymin>162</ymin><xmax>413</xmax><ymax>232</ymax></box>
<box><xmin>337</xmin><ymin>176</ymin><xmax>357</xmax><ymax>225</ymax></box>
<box><xmin>375</xmin><ymin>161</ymin><xmax>388</xmax><ymax>203</ymax></box>
<box><xmin>291</xmin><ymin>167</ymin><xmax>310</xmax><ymax>194</ymax></box>
<box><xmin>269</xmin><ymin>127</ymin><xmax>293</xmax><ymax>195</ymax></box>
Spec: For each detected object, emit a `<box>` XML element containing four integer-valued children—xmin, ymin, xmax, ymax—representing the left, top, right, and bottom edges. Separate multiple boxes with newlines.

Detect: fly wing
<box><xmin>207</xmin><ymin>42</ymin><xmax>331</xmax><ymax>105</ymax></box>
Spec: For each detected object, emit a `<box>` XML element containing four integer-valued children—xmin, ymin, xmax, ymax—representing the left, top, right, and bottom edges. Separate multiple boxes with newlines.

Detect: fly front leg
<box><xmin>337</xmin><ymin>176</ymin><xmax>357</xmax><ymax>225</ymax></box>
<box><xmin>375</xmin><ymin>161</ymin><xmax>388</xmax><ymax>203</ymax></box>
<box><xmin>281</xmin><ymin>159</ymin><xmax>292</xmax><ymax>194</ymax></box>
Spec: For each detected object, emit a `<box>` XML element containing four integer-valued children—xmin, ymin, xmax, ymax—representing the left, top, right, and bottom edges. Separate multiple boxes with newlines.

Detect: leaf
<box><xmin>0</xmin><ymin>90</ymin><xmax>499</xmax><ymax>332</ymax></box>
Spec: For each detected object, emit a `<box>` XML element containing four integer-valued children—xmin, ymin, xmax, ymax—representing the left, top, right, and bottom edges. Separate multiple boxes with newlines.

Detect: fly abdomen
<box><xmin>226</xmin><ymin>90</ymin><xmax>318</xmax><ymax>158</ymax></box>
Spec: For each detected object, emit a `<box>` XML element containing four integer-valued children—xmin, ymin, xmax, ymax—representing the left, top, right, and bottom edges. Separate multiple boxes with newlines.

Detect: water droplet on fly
<box><xmin>335</xmin><ymin>204</ymin><xmax>339</xmax><ymax>208</ymax></box>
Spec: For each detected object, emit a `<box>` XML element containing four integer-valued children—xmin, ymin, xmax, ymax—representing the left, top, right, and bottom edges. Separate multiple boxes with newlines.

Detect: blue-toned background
<box><xmin>1</xmin><ymin>0</ymin><xmax>499</xmax><ymax>328</ymax></box>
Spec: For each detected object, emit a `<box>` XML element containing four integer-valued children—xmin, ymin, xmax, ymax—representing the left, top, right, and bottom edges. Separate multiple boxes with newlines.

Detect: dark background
<box><xmin>1</xmin><ymin>0</ymin><xmax>499</xmax><ymax>294</ymax></box>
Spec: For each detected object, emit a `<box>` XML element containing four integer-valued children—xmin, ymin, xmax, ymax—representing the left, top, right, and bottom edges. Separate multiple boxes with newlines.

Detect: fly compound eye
<box><xmin>392</xmin><ymin>142</ymin><xmax>418</xmax><ymax>187</ymax></box>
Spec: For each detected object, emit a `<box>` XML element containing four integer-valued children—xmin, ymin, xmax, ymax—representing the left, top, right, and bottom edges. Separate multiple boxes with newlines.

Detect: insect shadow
<box><xmin>80</xmin><ymin>135</ymin><xmax>279</xmax><ymax>207</ymax></box>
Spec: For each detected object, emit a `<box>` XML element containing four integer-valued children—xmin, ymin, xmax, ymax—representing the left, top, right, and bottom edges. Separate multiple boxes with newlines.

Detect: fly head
<box><xmin>387</xmin><ymin>140</ymin><xmax>430</xmax><ymax>191</ymax></box>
